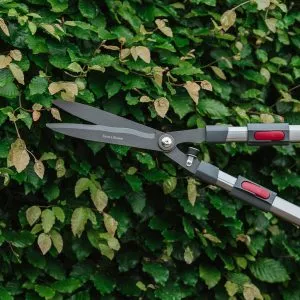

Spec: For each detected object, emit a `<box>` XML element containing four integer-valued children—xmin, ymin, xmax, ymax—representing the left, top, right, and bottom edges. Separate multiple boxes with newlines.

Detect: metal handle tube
<box><xmin>206</xmin><ymin>123</ymin><xmax>300</xmax><ymax>145</ymax></box>
<box><xmin>195</xmin><ymin>162</ymin><xmax>300</xmax><ymax>226</ymax></box>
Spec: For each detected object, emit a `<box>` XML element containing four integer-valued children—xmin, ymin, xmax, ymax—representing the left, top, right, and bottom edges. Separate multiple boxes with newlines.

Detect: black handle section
<box><xmin>206</xmin><ymin>125</ymin><xmax>229</xmax><ymax>143</ymax></box>
<box><xmin>195</xmin><ymin>161</ymin><xmax>219</xmax><ymax>185</ymax></box>
<box><xmin>230</xmin><ymin>176</ymin><xmax>277</xmax><ymax>212</ymax></box>
<box><xmin>247</xmin><ymin>123</ymin><xmax>289</xmax><ymax>146</ymax></box>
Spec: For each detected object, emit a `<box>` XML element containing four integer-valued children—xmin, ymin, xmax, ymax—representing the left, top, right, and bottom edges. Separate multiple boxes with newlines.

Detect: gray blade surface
<box><xmin>53</xmin><ymin>100</ymin><xmax>158</xmax><ymax>135</ymax></box>
<box><xmin>46</xmin><ymin>123</ymin><xmax>162</xmax><ymax>151</ymax></box>
<box><xmin>169</xmin><ymin>128</ymin><xmax>206</xmax><ymax>145</ymax></box>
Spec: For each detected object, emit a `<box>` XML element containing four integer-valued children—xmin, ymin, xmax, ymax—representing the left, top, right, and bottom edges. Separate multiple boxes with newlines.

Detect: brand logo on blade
<box><xmin>102</xmin><ymin>134</ymin><xmax>124</xmax><ymax>141</ymax></box>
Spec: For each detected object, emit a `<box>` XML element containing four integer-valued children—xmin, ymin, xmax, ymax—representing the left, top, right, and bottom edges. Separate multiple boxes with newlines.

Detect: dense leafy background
<box><xmin>0</xmin><ymin>0</ymin><xmax>300</xmax><ymax>299</ymax></box>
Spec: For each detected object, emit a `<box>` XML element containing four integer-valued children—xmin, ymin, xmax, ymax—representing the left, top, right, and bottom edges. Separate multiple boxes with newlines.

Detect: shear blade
<box><xmin>46</xmin><ymin>123</ymin><xmax>162</xmax><ymax>151</ymax></box>
<box><xmin>53</xmin><ymin>100</ymin><xmax>158</xmax><ymax>135</ymax></box>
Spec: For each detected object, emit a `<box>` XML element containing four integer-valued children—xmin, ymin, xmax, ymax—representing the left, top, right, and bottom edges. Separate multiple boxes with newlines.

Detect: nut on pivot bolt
<box><xmin>186</xmin><ymin>147</ymin><xmax>199</xmax><ymax>167</ymax></box>
<box><xmin>158</xmin><ymin>134</ymin><xmax>175</xmax><ymax>151</ymax></box>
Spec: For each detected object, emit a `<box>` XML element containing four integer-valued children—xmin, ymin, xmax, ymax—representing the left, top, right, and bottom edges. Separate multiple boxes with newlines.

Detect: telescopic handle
<box><xmin>206</xmin><ymin>124</ymin><xmax>300</xmax><ymax>145</ymax></box>
<box><xmin>195</xmin><ymin>161</ymin><xmax>300</xmax><ymax>226</ymax></box>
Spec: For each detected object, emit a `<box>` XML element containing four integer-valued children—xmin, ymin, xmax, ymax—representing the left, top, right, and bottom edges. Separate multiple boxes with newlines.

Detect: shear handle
<box><xmin>195</xmin><ymin>161</ymin><xmax>300</xmax><ymax>226</ymax></box>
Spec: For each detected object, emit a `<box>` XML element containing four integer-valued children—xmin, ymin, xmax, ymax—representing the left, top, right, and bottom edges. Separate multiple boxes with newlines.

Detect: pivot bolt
<box><xmin>186</xmin><ymin>147</ymin><xmax>199</xmax><ymax>167</ymax></box>
<box><xmin>161</xmin><ymin>136</ymin><xmax>173</xmax><ymax>147</ymax></box>
<box><xmin>158</xmin><ymin>134</ymin><xmax>175</xmax><ymax>151</ymax></box>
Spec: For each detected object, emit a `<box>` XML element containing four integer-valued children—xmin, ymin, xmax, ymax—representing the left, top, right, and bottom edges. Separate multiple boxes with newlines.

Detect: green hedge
<box><xmin>0</xmin><ymin>0</ymin><xmax>300</xmax><ymax>299</ymax></box>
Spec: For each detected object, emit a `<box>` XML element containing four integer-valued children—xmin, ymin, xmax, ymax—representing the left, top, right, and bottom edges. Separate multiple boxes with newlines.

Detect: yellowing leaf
<box><xmin>51</xmin><ymin>108</ymin><xmax>62</xmax><ymax>121</ymax></box>
<box><xmin>9</xmin><ymin>138</ymin><xmax>30</xmax><ymax>173</ymax></box>
<box><xmin>75</xmin><ymin>178</ymin><xmax>91</xmax><ymax>197</ymax></box>
<box><xmin>0</xmin><ymin>55</ymin><xmax>12</xmax><ymax>69</ymax></box>
<box><xmin>187</xmin><ymin>178</ymin><xmax>197</xmax><ymax>206</ymax></box>
<box><xmin>152</xmin><ymin>66</ymin><xmax>163</xmax><ymax>86</ymax></box>
<box><xmin>155</xmin><ymin>19</ymin><xmax>173</xmax><ymax>37</ymax></box>
<box><xmin>184</xmin><ymin>246</ymin><xmax>194</xmax><ymax>264</ymax></box>
<box><xmin>34</xmin><ymin>160</ymin><xmax>45</xmax><ymax>179</ymax></box>
<box><xmin>130</xmin><ymin>46</ymin><xmax>138</xmax><ymax>61</ymax></box>
<box><xmin>71</xmin><ymin>207</ymin><xmax>88</xmax><ymax>238</ymax></box>
<box><xmin>32</xmin><ymin>110</ymin><xmax>41</xmax><ymax>122</ymax></box>
<box><xmin>120</xmin><ymin>48</ymin><xmax>131</xmax><ymax>60</ymax></box>
<box><xmin>103</xmin><ymin>213</ymin><xmax>118</xmax><ymax>236</ymax></box>
<box><xmin>9</xmin><ymin>50</ymin><xmax>22</xmax><ymax>61</ymax></box>
<box><xmin>38</xmin><ymin>233</ymin><xmax>52</xmax><ymax>255</ymax></box>
<box><xmin>184</xmin><ymin>81</ymin><xmax>200</xmax><ymax>104</ymax></box>
<box><xmin>243</xmin><ymin>283</ymin><xmax>263</xmax><ymax>300</ymax></box>
<box><xmin>67</xmin><ymin>62</ymin><xmax>83</xmax><ymax>73</ymax></box>
<box><xmin>102</xmin><ymin>45</ymin><xmax>120</xmax><ymax>51</ymax></box>
<box><xmin>254</xmin><ymin>0</ymin><xmax>270</xmax><ymax>10</ymax></box>
<box><xmin>203</xmin><ymin>233</ymin><xmax>222</xmax><ymax>244</ymax></box>
<box><xmin>48</xmin><ymin>82</ymin><xmax>78</xmax><ymax>101</ymax></box>
<box><xmin>260</xmin><ymin>113</ymin><xmax>274</xmax><ymax>123</ymax></box>
<box><xmin>26</xmin><ymin>206</ymin><xmax>42</xmax><ymax>226</ymax></box>
<box><xmin>265</xmin><ymin>18</ymin><xmax>277</xmax><ymax>33</ymax></box>
<box><xmin>225</xmin><ymin>281</ymin><xmax>239</xmax><ymax>297</ymax></box>
<box><xmin>55</xmin><ymin>158</ymin><xmax>66</xmax><ymax>178</ymax></box>
<box><xmin>140</xmin><ymin>95</ymin><xmax>152</xmax><ymax>103</ymax></box>
<box><xmin>40</xmin><ymin>23</ymin><xmax>60</xmax><ymax>40</ymax></box>
<box><xmin>211</xmin><ymin>66</ymin><xmax>227</xmax><ymax>80</ymax></box>
<box><xmin>50</xmin><ymin>230</ymin><xmax>63</xmax><ymax>253</ymax></box>
<box><xmin>91</xmin><ymin>189</ymin><xmax>108</xmax><ymax>212</ymax></box>
<box><xmin>200</xmin><ymin>80</ymin><xmax>213</xmax><ymax>91</ymax></box>
<box><xmin>154</xmin><ymin>97</ymin><xmax>169</xmax><ymax>118</ymax></box>
<box><xmin>220</xmin><ymin>10</ymin><xmax>236</xmax><ymax>32</ymax></box>
<box><xmin>107</xmin><ymin>236</ymin><xmax>120</xmax><ymax>251</ymax></box>
<box><xmin>0</xmin><ymin>18</ymin><xmax>10</xmax><ymax>36</ymax></box>
<box><xmin>9</xmin><ymin>63</ymin><xmax>25</xmax><ymax>85</ymax></box>
<box><xmin>260</xmin><ymin>67</ymin><xmax>270</xmax><ymax>82</ymax></box>
<box><xmin>136</xmin><ymin>46</ymin><xmax>151</xmax><ymax>64</ymax></box>
<box><xmin>28</xmin><ymin>21</ymin><xmax>37</xmax><ymax>35</ymax></box>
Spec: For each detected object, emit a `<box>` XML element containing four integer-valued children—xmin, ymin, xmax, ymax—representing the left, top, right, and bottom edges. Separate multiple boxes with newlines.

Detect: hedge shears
<box><xmin>47</xmin><ymin>100</ymin><xmax>300</xmax><ymax>226</ymax></box>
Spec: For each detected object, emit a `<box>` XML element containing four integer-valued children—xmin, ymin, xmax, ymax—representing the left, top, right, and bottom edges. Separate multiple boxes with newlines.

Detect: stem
<box><xmin>289</xmin><ymin>84</ymin><xmax>300</xmax><ymax>93</ymax></box>
<box><xmin>13</xmin><ymin>121</ymin><xmax>21</xmax><ymax>139</ymax></box>
<box><xmin>26</xmin><ymin>148</ymin><xmax>37</xmax><ymax>161</ymax></box>
<box><xmin>232</xmin><ymin>0</ymin><xmax>251</xmax><ymax>11</ymax></box>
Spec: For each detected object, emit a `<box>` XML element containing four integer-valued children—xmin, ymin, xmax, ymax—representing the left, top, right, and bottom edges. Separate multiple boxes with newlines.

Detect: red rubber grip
<box><xmin>254</xmin><ymin>131</ymin><xmax>285</xmax><ymax>141</ymax></box>
<box><xmin>241</xmin><ymin>181</ymin><xmax>270</xmax><ymax>199</ymax></box>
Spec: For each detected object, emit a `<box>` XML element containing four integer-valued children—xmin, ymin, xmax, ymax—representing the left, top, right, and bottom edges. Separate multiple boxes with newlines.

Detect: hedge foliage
<box><xmin>0</xmin><ymin>0</ymin><xmax>300</xmax><ymax>299</ymax></box>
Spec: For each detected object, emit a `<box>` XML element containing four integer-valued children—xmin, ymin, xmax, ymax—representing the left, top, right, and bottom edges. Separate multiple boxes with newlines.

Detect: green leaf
<box><xmin>242</xmin><ymin>70</ymin><xmax>267</xmax><ymax>85</ymax></box>
<box><xmin>34</xmin><ymin>285</ymin><xmax>55</xmax><ymax>298</ymax></box>
<box><xmin>199</xmin><ymin>264</ymin><xmax>221</xmax><ymax>289</ymax></box>
<box><xmin>250</xmin><ymin>258</ymin><xmax>289</xmax><ymax>283</ymax></box>
<box><xmin>71</xmin><ymin>207</ymin><xmax>88</xmax><ymax>238</ymax></box>
<box><xmin>198</xmin><ymin>99</ymin><xmax>230</xmax><ymax>119</ymax></box>
<box><xmin>143</xmin><ymin>262</ymin><xmax>169</xmax><ymax>285</ymax></box>
<box><xmin>105</xmin><ymin>80</ymin><xmax>122</xmax><ymax>99</ymax></box>
<box><xmin>90</xmin><ymin>55</ymin><xmax>115</xmax><ymax>68</ymax></box>
<box><xmin>0</xmin><ymin>287</ymin><xmax>12</xmax><ymax>300</ymax></box>
<box><xmin>126</xmin><ymin>191</ymin><xmax>146</xmax><ymax>214</ymax></box>
<box><xmin>78</xmin><ymin>0</ymin><xmax>98</xmax><ymax>19</ymax></box>
<box><xmin>93</xmin><ymin>272</ymin><xmax>116</xmax><ymax>295</ymax></box>
<box><xmin>52</xmin><ymin>206</ymin><xmax>65</xmax><ymax>223</ymax></box>
<box><xmin>41</xmin><ymin>209</ymin><xmax>55</xmax><ymax>233</ymax></box>
<box><xmin>47</xmin><ymin>0</ymin><xmax>68</xmax><ymax>12</ymax></box>
<box><xmin>163</xmin><ymin>176</ymin><xmax>177</xmax><ymax>194</ymax></box>
<box><xmin>28</xmin><ymin>76</ymin><xmax>48</xmax><ymax>95</ymax></box>
<box><xmin>0</xmin><ymin>81</ymin><xmax>19</xmax><ymax>99</ymax></box>
<box><xmin>52</xmin><ymin>278</ymin><xmax>82</xmax><ymax>293</ymax></box>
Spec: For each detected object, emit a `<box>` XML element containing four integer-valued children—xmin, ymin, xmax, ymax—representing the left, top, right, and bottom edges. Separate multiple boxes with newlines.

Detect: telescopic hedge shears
<box><xmin>47</xmin><ymin>100</ymin><xmax>300</xmax><ymax>226</ymax></box>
